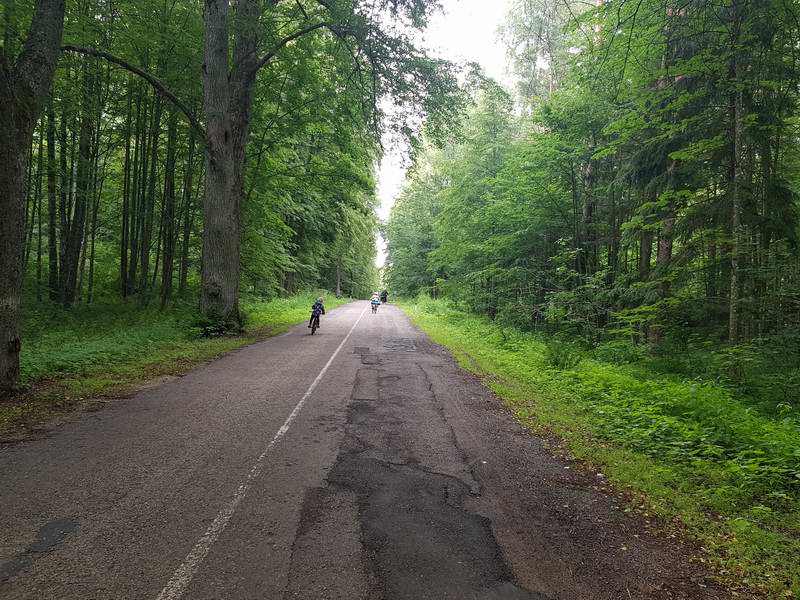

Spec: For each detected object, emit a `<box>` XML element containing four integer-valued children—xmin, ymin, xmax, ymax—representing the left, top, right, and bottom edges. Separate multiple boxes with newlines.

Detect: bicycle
<box><xmin>310</xmin><ymin>313</ymin><xmax>321</xmax><ymax>334</ymax></box>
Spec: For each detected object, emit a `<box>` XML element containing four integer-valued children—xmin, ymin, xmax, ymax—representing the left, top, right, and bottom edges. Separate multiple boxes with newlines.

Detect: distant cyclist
<box><xmin>309</xmin><ymin>297</ymin><xmax>325</xmax><ymax>329</ymax></box>
<box><xmin>380</xmin><ymin>289</ymin><xmax>388</xmax><ymax>304</ymax></box>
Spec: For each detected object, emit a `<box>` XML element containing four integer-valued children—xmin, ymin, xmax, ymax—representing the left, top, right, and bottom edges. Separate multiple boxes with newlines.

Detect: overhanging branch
<box><xmin>62</xmin><ymin>45</ymin><xmax>208</xmax><ymax>147</ymax></box>
<box><xmin>252</xmin><ymin>21</ymin><xmax>330</xmax><ymax>73</ymax></box>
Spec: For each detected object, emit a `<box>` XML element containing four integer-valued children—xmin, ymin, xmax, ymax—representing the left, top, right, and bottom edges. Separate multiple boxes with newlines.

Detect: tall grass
<box><xmin>2</xmin><ymin>292</ymin><xmax>347</xmax><ymax>433</ymax></box>
<box><xmin>19</xmin><ymin>291</ymin><xmax>343</xmax><ymax>384</ymax></box>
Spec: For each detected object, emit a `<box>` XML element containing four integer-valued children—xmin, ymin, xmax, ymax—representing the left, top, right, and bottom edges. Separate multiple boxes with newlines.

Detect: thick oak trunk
<box><xmin>0</xmin><ymin>0</ymin><xmax>65</xmax><ymax>396</ymax></box>
<box><xmin>201</xmin><ymin>0</ymin><xmax>238</xmax><ymax>324</ymax></box>
<box><xmin>0</xmin><ymin>110</ymin><xmax>29</xmax><ymax>395</ymax></box>
<box><xmin>197</xmin><ymin>0</ymin><xmax>321</xmax><ymax>327</ymax></box>
<box><xmin>199</xmin><ymin>0</ymin><xmax>260</xmax><ymax>327</ymax></box>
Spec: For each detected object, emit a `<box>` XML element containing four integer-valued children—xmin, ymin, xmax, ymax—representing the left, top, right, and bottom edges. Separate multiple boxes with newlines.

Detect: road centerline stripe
<box><xmin>155</xmin><ymin>303</ymin><xmax>369</xmax><ymax>600</ymax></box>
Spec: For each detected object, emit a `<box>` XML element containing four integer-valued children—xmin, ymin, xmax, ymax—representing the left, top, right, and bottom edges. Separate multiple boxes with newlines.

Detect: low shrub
<box><xmin>544</xmin><ymin>337</ymin><xmax>583</xmax><ymax>369</ymax></box>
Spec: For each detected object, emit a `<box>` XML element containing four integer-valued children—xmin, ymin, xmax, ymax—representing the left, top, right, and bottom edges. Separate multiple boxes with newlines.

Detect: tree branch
<box><xmin>252</xmin><ymin>21</ymin><xmax>329</xmax><ymax>74</ymax></box>
<box><xmin>62</xmin><ymin>45</ymin><xmax>208</xmax><ymax>147</ymax></box>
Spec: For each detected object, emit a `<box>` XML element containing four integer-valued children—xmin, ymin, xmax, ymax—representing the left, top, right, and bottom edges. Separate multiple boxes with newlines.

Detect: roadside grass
<box><xmin>1</xmin><ymin>292</ymin><xmax>349</xmax><ymax>437</ymax></box>
<box><xmin>400</xmin><ymin>296</ymin><xmax>800</xmax><ymax>599</ymax></box>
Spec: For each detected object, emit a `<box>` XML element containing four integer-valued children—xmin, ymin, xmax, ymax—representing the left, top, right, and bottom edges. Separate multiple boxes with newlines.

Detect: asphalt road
<box><xmin>0</xmin><ymin>302</ymin><xmax>732</xmax><ymax>600</ymax></box>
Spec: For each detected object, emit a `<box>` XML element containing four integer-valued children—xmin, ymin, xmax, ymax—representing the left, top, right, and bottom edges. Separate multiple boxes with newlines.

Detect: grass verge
<box><xmin>1</xmin><ymin>292</ymin><xmax>349</xmax><ymax>439</ymax></box>
<box><xmin>400</xmin><ymin>296</ymin><xmax>800</xmax><ymax>599</ymax></box>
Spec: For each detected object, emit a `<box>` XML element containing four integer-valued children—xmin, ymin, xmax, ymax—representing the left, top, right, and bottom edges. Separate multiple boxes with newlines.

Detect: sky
<box><xmin>375</xmin><ymin>0</ymin><xmax>513</xmax><ymax>267</ymax></box>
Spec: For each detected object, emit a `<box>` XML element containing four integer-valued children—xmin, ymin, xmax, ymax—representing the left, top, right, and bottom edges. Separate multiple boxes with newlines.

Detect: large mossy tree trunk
<box><xmin>200</xmin><ymin>0</ymin><xmax>241</xmax><ymax>327</ymax></box>
<box><xmin>199</xmin><ymin>0</ymin><xmax>261</xmax><ymax>329</ymax></box>
<box><xmin>0</xmin><ymin>0</ymin><xmax>65</xmax><ymax>397</ymax></box>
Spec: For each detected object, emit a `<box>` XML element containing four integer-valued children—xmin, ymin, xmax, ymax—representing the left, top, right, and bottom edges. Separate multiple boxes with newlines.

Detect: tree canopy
<box><xmin>388</xmin><ymin>0</ymin><xmax>800</xmax><ymax>348</ymax></box>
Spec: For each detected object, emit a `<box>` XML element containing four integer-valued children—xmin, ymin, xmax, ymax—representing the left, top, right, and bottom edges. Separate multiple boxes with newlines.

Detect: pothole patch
<box><xmin>383</xmin><ymin>338</ymin><xmax>417</xmax><ymax>353</ymax></box>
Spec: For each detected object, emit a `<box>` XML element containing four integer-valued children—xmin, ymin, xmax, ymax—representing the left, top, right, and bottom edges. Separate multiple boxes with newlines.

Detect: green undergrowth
<box><xmin>1</xmin><ymin>291</ymin><xmax>348</xmax><ymax>436</ymax></box>
<box><xmin>400</xmin><ymin>296</ymin><xmax>800</xmax><ymax>599</ymax></box>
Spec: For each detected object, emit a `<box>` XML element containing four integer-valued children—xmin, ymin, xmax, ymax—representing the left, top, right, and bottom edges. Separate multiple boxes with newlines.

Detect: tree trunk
<box><xmin>707</xmin><ymin>239</ymin><xmax>718</xmax><ymax>300</ymax></box>
<box><xmin>160</xmin><ymin>111</ymin><xmax>179</xmax><ymax>308</ymax></box>
<box><xmin>87</xmin><ymin>196</ymin><xmax>99</xmax><ymax>304</ymax></box>
<box><xmin>656</xmin><ymin>161</ymin><xmax>676</xmax><ymax>300</ymax></box>
<box><xmin>0</xmin><ymin>113</ymin><xmax>28</xmax><ymax>396</ymax></box>
<box><xmin>121</xmin><ymin>80</ymin><xmax>133</xmax><ymax>297</ymax></box>
<box><xmin>729</xmin><ymin>2</ymin><xmax>745</xmax><ymax>343</ymax></box>
<box><xmin>200</xmin><ymin>0</ymin><xmax>242</xmax><ymax>326</ymax></box>
<box><xmin>0</xmin><ymin>0</ymin><xmax>65</xmax><ymax>396</ymax></box>
<box><xmin>127</xmin><ymin>89</ymin><xmax>145</xmax><ymax>296</ymax></box>
<box><xmin>24</xmin><ymin>135</ymin><xmax>36</xmax><ymax>273</ymax></box>
<box><xmin>139</xmin><ymin>95</ymin><xmax>162</xmax><ymax>306</ymax></box>
<box><xmin>582</xmin><ymin>159</ymin><xmax>597</xmax><ymax>275</ymax></box>
<box><xmin>46</xmin><ymin>98</ymin><xmax>59</xmax><ymax>301</ymax></box>
<box><xmin>57</xmin><ymin>101</ymin><xmax>70</xmax><ymax>299</ymax></box>
<box><xmin>35</xmin><ymin>124</ymin><xmax>44</xmax><ymax>302</ymax></box>
<box><xmin>62</xmin><ymin>65</ymin><xmax>93</xmax><ymax>307</ymax></box>
<box><xmin>178</xmin><ymin>127</ymin><xmax>197</xmax><ymax>296</ymax></box>
<box><xmin>639</xmin><ymin>230</ymin><xmax>653</xmax><ymax>279</ymax></box>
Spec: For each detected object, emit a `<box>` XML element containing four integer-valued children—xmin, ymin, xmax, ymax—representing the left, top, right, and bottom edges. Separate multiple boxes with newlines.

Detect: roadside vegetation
<box><xmin>401</xmin><ymin>296</ymin><xmax>800</xmax><ymax>598</ymax></box>
<box><xmin>1</xmin><ymin>292</ymin><xmax>348</xmax><ymax>437</ymax></box>
<box><xmin>385</xmin><ymin>1</ymin><xmax>800</xmax><ymax>596</ymax></box>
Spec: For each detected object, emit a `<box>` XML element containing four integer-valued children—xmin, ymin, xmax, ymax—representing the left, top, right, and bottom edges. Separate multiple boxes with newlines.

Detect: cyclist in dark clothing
<box><xmin>309</xmin><ymin>298</ymin><xmax>325</xmax><ymax>328</ymax></box>
<box><xmin>380</xmin><ymin>289</ymin><xmax>388</xmax><ymax>303</ymax></box>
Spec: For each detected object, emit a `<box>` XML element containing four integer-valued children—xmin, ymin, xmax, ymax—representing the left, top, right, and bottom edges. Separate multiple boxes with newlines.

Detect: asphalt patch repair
<box><xmin>289</xmin><ymin>348</ymin><xmax>540</xmax><ymax>599</ymax></box>
<box><xmin>0</xmin><ymin>518</ymin><xmax>79</xmax><ymax>583</ymax></box>
<box><xmin>288</xmin><ymin>338</ymin><xmax>735</xmax><ymax>600</ymax></box>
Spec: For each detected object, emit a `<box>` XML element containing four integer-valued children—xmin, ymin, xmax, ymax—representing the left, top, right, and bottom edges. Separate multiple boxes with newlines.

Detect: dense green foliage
<box><xmin>2</xmin><ymin>0</ymin><xmax>465</xmax><ymax>327</ymax></box>
<box><xmin>386</xmin><ymin>0</ymin><xmax>800</xmax><ymax>460</ymax></box>
<box><xmin>386</xmin><ymin>0</ymin><xmax>800</xmax><ymax>594</ymax></box>
<box><xmin>388</xmin><ymin>0</ymin><xmax>800</xmax><ymax>348</ymax></box>
<box><xmin>403</xmin><ymin>296</ymin><xmax>800</xmax><ymax>597</ymax></box>
<box><xmin>0</xmin><ymin>0</ymin><xmax>466</xmax><ymax>395</ymax></box>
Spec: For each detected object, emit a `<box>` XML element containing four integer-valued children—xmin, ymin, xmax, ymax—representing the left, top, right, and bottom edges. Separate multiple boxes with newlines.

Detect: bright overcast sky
<box><xmin>375</xmin><ymin>0</ymin><xmax>513</xmax><ymax>267</ymax></box>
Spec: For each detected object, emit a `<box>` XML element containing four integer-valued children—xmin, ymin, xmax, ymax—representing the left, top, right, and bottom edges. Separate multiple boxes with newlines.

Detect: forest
<box><xmin>4</xmin><ymin>0</ymin><xmax>800</xmax><ymax>594</ymax></box>
<box><xmin>0</xmin><ymin>0</ymin><xmax>459</xmax><ymax>397</ymax></box>
<box><xmin>390</xmin><ymin>0</ymin><xmax>800</xmax><ymax>348</ymax></box>
<box><xmin>386</xmin><ymin>0</ymin><xmax>800</xmax><ymax>595</ymax></box>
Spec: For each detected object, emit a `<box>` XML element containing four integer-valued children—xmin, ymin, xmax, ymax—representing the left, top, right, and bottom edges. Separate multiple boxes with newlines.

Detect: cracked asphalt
<box><xmin>0</xmin><ymin>302</ymin><xmax>733</xmax><ymax>599</ymax></box>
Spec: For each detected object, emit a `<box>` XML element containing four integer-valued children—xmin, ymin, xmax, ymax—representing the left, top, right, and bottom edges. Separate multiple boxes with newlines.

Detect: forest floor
<box><xmin>1</xmin><ymin>302</ymin><xmax>735</xmax><ymax>599</ymax></box>
<box><xmin>400</xmin><ymin>297</ymin><xmax>800</xmax><ymax>599</ymax></box>
<box><xmin>0</xmin><ymin>292</ymin><xmax>349</xmax><ymax>441</ymax></box>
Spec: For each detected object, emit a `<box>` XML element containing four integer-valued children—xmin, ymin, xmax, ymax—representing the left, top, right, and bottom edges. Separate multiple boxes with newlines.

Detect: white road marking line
<box><xmin>155</xmin><ymin>304</ymin><xmax>369</xmax><ymax>600</ymax></box>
